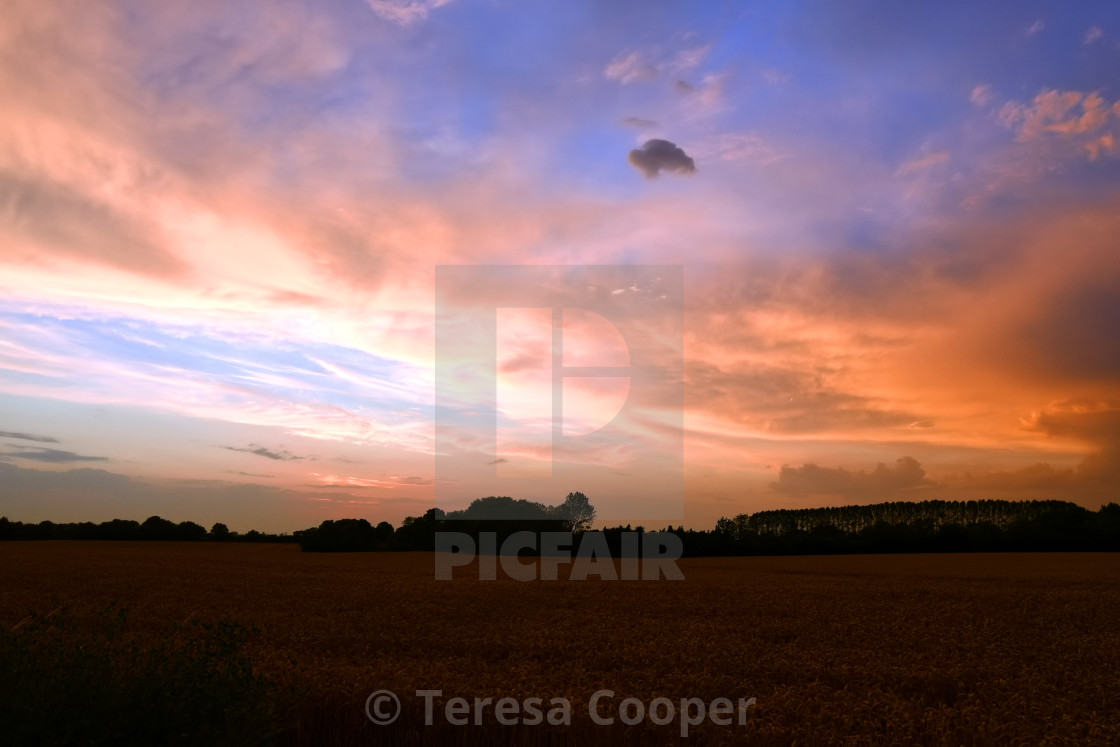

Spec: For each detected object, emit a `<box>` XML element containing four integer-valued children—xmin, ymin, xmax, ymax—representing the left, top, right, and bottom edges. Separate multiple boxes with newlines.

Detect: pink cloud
<box><xmin>365</xmin><ymin>0</ymin><xmax>454</xmax><ymax>26</ymax></box>
<box><xmin>970</xmin><ymin>84</ymin><xmax>992</xmax><ymax>107</ymax></box>
<box><xmin>999</xmin><ymin>89</ymin><xmax>1115</xmax><ymax>142</ymax></box>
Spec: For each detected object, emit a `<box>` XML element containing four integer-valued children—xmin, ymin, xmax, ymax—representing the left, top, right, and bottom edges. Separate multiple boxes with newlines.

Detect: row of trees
<box><xmin>0</xmin><ymin>493</ymin><xmax>597</xmax><ymax>550</ymax></box>
<box><xmin>722</xmin><ymin>499</ymin><xmax>1083</xmax><ymax>537</ymax></box>
<box><xmin>682</xmin><ymin>499</ymin><xmax>1120</xmax><ymax>555</ymax></box>
<box><xmin>0</xmin><ymin>516</ymin><xmax>294</xmax><ymax>543</ymax></box>
<box><xmin>5</xmin><ymin>498</ymin><xmax>1118</xmax><ymax>554</ymax></box>
<box><xmin>295</xmin><ymin>498</ymin><xmax>1120</xmax><ymax>554</ymax></box>
<box><xmin>294</xmin><ymin>493</ymin><xmax>596</xmax><ymax>552</ymax></box>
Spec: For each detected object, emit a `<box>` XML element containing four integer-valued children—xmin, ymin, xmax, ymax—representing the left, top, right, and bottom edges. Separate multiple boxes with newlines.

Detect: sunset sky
<box><xmin>2</xmin><ymin>1</ymin><xmax>1119</xmax><ymax>532</ymax></box>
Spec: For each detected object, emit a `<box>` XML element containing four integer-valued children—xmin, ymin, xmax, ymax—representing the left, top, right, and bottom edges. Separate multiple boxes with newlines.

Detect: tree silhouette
<box><xmin>175</xmin><ymin>521</ymin><xmax>207</xmax><ymax>541</ymax></box>
<box><xmin>556</xmin><ymin>492</ymin><xmax>596</xmax><ymax>533</ymax></box>
<box><xmin>140</xmin><ymin>516</ymin><xmax>177</xmax><ymax>541</ymax></box>
<box><xmin>445</xmin><ymin>496</ymin><xmax>553</xmax><ymax>521</ymax></box>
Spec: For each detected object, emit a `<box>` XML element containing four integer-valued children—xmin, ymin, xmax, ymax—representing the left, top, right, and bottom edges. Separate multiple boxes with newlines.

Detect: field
<box><xmin>2</xmin><ymin>542</ymin><xmax>1118</xmax><ymax>745</ymax></box>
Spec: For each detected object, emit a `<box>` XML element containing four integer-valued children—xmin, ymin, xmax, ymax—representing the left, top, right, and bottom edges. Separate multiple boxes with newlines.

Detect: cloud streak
<box><xmin>0</xmin><ymin>431</ymin><xmax>58</xmax><ymax>443</ymax></box>
<box><xmin>0</xmin><ymin>447</ymin><xmax>108</xmax><ymax>463</ymax></box>
<box><xmin>222</xmin><ymin>444</ymin><xmax>311</xmax><ymax>461</ymax></box>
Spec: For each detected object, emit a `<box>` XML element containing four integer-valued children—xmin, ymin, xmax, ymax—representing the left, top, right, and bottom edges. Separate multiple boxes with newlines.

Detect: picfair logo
<box><xmin>435</xmin><ymin>266</ymin><xmax>683</xmax><ymax>522</ymax></box>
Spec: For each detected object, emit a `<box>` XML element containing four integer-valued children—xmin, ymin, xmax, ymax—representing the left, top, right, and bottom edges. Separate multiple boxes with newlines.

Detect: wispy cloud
<box><xmin>364</xmin><ymin>0</ymin><xmax>454</xmax><ymax>26</ymax></box>
<box><xmin>620</xmin><ymin>116</ymin><xmax>658</xmax><ymax>129</ymax></box>
<box><xmin>0</xmin><ymin>447</ymin><xmax>108</xmax><ymax>463</ymax></box>
<box><xmin>604</xmin><ymin>51</ymin><xmax>658</xmax><ymax>84</ymax></box>
<box><xmin>604</xmin><ymin>42</ymin><xmax>709</xmax><ymax>85</ymax></box>
<box><xmin>970</xmin><ymin>84</ymin><xmax>992</xmax><ymax>107</ymax></box>
<box><xmin>222</xmin><ymin>444</ymin><xmax>311</xmax><ymax>461</ymax></box>
<box><xmin>0</xmin><ymin>431</ymin><xmax>58</xmax><ymax>443</ymax></box>
<box><xmin>310</xmin><ymin>473</ymin><xmax>435</xmax><ymax>489</ymax></box>
<box><xmin>897</xmin><ymin>150</ymin><xmax>950</xmax><ymax>174</ymax></box>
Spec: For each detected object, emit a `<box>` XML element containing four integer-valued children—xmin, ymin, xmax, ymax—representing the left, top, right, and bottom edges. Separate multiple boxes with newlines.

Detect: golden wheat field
<box><xmin>1</xmin><ymin>542</ymin><xmax>1118</xmax><ymax>746</ymax></box>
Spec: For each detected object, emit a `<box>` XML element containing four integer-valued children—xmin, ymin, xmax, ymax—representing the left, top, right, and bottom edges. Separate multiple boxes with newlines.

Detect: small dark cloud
<box><xmin>620</xmin><ymin>116</ymin><xmax>658</xmax><ymax>129</ymax></box>
<box><xmin>628</xmin><ymin>139</ymin><xmax>697</xmax><ymax>178</ymax></box>
<box><xmin>674</xmin><ymin>80</ymin><xmax>695</xmax><ymax>93</ymax></box>
<box><xmin>222</xmin><ymin>444</ymin><xmax>310</xmax><ymax>461</ymax></box>
<box><xmin>771</xmin><ymin>456</ymin><xmax>934</xmax><ymax>496</ymax></box>
<box><xmin>487</xmin><ymin>458</ymin><xmax>508</xmax><ymax>465</ymax></box>
<box><xmin>228</xmin><ymin>470</ymin><xmax>275</xmax><ymax>478</ymax></box>
<box><xmin>0</xmin><ymin>431</ymin><xmax>59</xmax><ymax>443</ymax></box>
<box><xmin>0</xmin><ymin>447</ymin><xmax>108</xmax><ymax>464</ymax></box>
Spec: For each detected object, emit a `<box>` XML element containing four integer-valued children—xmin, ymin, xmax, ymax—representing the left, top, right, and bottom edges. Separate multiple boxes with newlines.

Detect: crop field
<box><xmin>1</xmin><ymin>542</ymin><xmax>1118</xmax><ymax>746</ymax></box>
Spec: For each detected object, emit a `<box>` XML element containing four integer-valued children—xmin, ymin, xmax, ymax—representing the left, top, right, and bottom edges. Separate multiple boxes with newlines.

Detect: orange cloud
<box><xmin>999</xmin><ymin>90</ymin><xmax>1116</xmax><ymax>146</ymax></box>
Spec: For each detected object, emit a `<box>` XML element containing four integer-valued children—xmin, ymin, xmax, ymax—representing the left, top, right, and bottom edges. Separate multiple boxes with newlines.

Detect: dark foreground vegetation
<box><xmin>1</xmin><ymin>545</ymin><xmax>1118</xmax><ymax>745</ymax></box>
<box><xmin>0</xmin><ymin>602</ymin><xmax>297</xmax><ymax>746</ymax></box>
<box><xmin>4</xmin><ymin>497</ymin><xmax>1119</xmax><ymax>555</ymax></box>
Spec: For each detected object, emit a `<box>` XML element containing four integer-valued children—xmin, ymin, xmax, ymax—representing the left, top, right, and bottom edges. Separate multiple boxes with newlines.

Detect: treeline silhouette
<box><xmin>0</xmin><ymin>516</ymin><xmax>295</xmax><ymax>543</ymax></box>
<box><xmin>4</xmin><ymin>499</ymin><xmax>1118</xmax><ymax>554</ymax></box>
<box><xmin>295</xmin><ymin>494</ymin><xmax>593</xmax><ymax>552</ymax></box>
<box><xmin>673</xmin><ymin>499</ymin><xmax>1120</xmax><ymax>555</ymax></box>
<box><xmin>293</xmin><ymin>498</ymin><xmax>1120</xmax><ymax>554</ymax></box>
